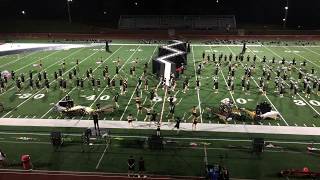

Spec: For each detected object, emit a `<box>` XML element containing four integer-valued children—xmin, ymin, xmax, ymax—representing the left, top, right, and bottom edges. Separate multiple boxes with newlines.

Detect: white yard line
<box><xmin>0</xmin><ymin>51</ymin><xmax>38</xmax><ymax>69</ymax></box>
<box><xmin>191</xmin><ymin>46</ymin><xmax>203</xmax><ymax>123</ymax></box>
<box><xmin>209</xmin><ymin>46</ymin><xmax>239</xmax><ymax>109</ymax></box>
<box><xmin>203</xmin><ymin>144</ymin><xmax>208</xmax><ymax>166</ymax></box>
<box><xmin>159</xmin><ymin>88</ymin><xmax>168</xmax><ymax>123</ymax></box>
<box><xmin>1</xmin><ymin>130</ymin><xmax>320</xmax><ymax>145</ymax></box>
<box><xmin>95</xmin><ymin>143</ymin><xmax>110</xmax><ymax>169</ymax></box>
<box><xmin>226</xmin><ymin>46</ymin><xmax>289</xmax><ymax>126</ymax></box>
<box><xmin>40</xmin><ymin>46</ymin><xmax>123</xmax><ymax>119</ymax></box>
<box><xmin>89</xmin><ymin>45</ymin><xmax>141</xmax><ymax>108</ymax></box>
<box><xmin>119</xmin><ymin>47</ymin><xmax>157</xmax><ymax>121</ymax></box>
<box><xmin>260</xmin><ymin>45</ymin><xmax>320</xmax><ymax>116</ymax></box>
<box><xmin>2</xmin><ymin>49</ymin><xmax>102</xmax><ymax>118</ymax></box>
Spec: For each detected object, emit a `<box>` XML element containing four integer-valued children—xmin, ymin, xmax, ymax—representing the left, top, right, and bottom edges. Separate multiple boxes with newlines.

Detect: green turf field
<box><xmin>0</xmin><ymin>41</ymin><xmax>319</xmax><ymax>127</ymax></box>
<box><xmin>1</xmin><ymin>126</ymin><xmax>320</xmax><ymax>179</ymax></box>
<box><xmin>0</xmin><ymin>40</ymin><xmax>320</xmax><ymax>179</ymax></box>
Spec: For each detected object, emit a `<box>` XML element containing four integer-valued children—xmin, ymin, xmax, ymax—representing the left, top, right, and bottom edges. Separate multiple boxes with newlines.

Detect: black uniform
<box><xmin>38</xmin><ymin>73</ymin><xmax>42</xmax><ymax>81</ymax></box>
<box><xmin>92</xmin><ymin>113</ymin><xmax>100</xmax><ymax>136</ymax></box>
<box><xmin>54</xmin><ymin>72</ymin><xmax>58</xmax><ymax>80</ymax></box>
<box><xmin>20</xmin><ymin>74</ymin><xmax>25</xmax><ymax>83</ymax></box>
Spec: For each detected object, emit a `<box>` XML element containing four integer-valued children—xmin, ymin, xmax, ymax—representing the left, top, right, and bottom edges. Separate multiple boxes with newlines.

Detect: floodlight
<box><xmin>21</xmin><ymin>10</ymin><xmax>26</xmax><ymax>15</ymax></box>
<box><xmin>67</xmin><ymin>0</ymin><xmax>72</xmax><ymax>2</ymax></box>
<box><xmin>282</xmin><ymin>18</ymin><xmax>286</xmax><ymax>21</ymax></box>
<box><xmin>284</xmin><ymin>6</ymin><xmax>288</xmax><ymax>10</ymax></box>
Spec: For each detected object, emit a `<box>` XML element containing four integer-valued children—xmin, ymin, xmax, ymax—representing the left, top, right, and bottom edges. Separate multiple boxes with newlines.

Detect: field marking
<box><xmin>159</xmin><ymin>88</ymin><xmax>168</xmax><ymax>123</ymax></box>
<box><xmin>89</xmin><ymin>45</ymin><xmax>142</xmax><ymax>108</ymax></box>
<box><xmin>95</xmin><ymin>143</ymin><xmax>110</xmax><ymax>169</ymax></box>
<box><xmin>260</xmin><ymin>45</ymin><xmax>320</xmax><ymax>116</ymax></box>
<box><xmin>226</xmin><ymin>46</ymin><xmax>289</xmax><ymax>126</ymax></box>
<box><xmin>191</xmin><ymin>46</ymin><xmax>203</xmax><ymax>123</ymax></box>
<box><xmin>108</xmin><ymin>43</ymin><xmax>320</xmax><ymax>48</ymax></box>
<box><xmin>0</xmin><ymin>51</ymin><xmax>38</xmax><ymax>69</ymax></box>
<box><xmin>203</xmin><ymin>144</ymin><xmax>208</xmax><ymax>166</ymax></box>
<box><xmin>0</xmin><ymin>131</ymin><xmax>319</xmax><ymax>146</ymax></box>
<box><xmin>1</xmin><ymin>49</ymin><xmax>102</xmax><ymax>118</ymax></box>
<box><xmin>119</xmin><ymin>46</ymin><xmax>157</xmax><ymax>121</ymax></box>
<box><xmin>40</xmin><ymin>46</ymin><xmax>123</xmax><ymax>119</ymax></box>
<box><xmin>0</xmin><ymin>48</ymin><xmax>84</xmax><ymax>97</ymax></box>
<box><xmin>283</xmin><ymin>46</ymin><xmax>320</xmax><ymax>69</ymax></box>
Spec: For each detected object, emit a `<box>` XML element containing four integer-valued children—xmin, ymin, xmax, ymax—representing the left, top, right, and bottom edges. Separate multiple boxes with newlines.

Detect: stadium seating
<box><xmin>118</xmin><ymin>15</ymin><xmax>236</xmax><ymax>31</ymax></box>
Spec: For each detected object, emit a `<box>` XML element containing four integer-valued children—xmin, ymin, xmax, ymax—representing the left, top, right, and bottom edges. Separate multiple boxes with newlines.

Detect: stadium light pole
<box><xmin>67</xmin><ymin>0</ymin><xmax>72</xmax><ymax>23</ymax></box>
<box><xmin>283</xmin><ymin>0</ymin><xmax>289</xmax><ymax>29</ymax></box>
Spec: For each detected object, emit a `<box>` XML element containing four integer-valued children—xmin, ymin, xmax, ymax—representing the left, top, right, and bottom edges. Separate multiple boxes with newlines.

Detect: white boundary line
<box><xmin>95</xmin><ymin>142</ymin><xmax>110</xmax><ymax>169</ymax></box>
<box><xmin>40</xmin><ymin>46</ymin><xmax>123</xmax><ymax>118</ymax></box>
<box><xmin>1</xmin><ymin>129</ymin><xmax>320</xmax><ymax>145</ymax></box>
<box><xmin>119</xmin><ymin>46</ymin><xmax>157</xmax><ymax>121</ymax></box>
<box><xmin>191</xmin><ymin>46</ymin><xmax>203</xmax><ymax>123</ymax></box>
<box><xmin>226</xmin><ymin>46</ymin><xmax>289</xmax><ymax>126</ymax></box>
<box><xmin>108</xmin><ymin>43</ymin><xmax>320</xmax><ymax>48</ymax></box>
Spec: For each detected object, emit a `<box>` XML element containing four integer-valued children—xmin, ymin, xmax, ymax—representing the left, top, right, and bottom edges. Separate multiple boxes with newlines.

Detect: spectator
<box><xmin>128</xmin><ymin>156</ymin><xmax>135</xmax><ymax>177</ymax></box>
<box><xmin>138</xmin><ymin>157</ymin><xmax>146</xmax><ymax>178</ymax></box>
<box><xmin>0</xmin><ymin>149</ymin><xmax>7</xmax><ymax>168</ymax></box>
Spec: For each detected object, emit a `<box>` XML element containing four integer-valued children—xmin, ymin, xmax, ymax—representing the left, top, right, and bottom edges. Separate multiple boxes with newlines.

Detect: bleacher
<box><xmin>118</xmin><ymin>15</ymin><xmax>236</xmax><ymax>31</ymax></box>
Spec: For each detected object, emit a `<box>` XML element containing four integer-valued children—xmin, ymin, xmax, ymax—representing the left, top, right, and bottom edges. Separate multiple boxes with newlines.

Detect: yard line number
<box><xmin>221</xmin><ymin>98</ymin><xmax>249</xmax><ymax>105</ymax></box>
<box><xmin>18</xmin><ymin>93</ymin><xmax>45</xmax><ymax>100</ymax></box>
<box><xmin>17</xmin><ymin>94</ymin><xmax>110</xmax><ymax>101</ymax></box>
<box><xmin>293</xmin><ymin>99</ymin><xmax>320</xmax><ymax>107</ymax></box>
<box><xmin>221</xmin><ymin>98</ymin><xmax>320</xmax><ymax>107</ymax></box>
<box><xmin>85</xmin><ymin>95</ymin><xmax>110</xmax><ymax>101</ymax></box>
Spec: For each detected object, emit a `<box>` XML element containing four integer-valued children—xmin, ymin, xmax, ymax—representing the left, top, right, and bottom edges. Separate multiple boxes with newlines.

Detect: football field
<box><xmin>0</xmin><ymin>40</ymin><xmax>320</xmax><ymax>179</ymax></box>
<box><xmin>0</xmin><ymin>41</ymin><xmax>319</xmax><ymax>127</ymax></box>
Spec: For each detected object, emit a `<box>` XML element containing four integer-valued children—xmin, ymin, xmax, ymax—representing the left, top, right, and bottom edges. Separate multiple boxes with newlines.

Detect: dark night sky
<box><xmin>0</xmin><ymin>0</ymin><xmax>319</xmax><ymax>28</ymax></box>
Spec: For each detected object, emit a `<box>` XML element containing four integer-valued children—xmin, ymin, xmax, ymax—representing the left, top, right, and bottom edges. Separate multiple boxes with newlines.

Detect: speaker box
<box><xmin>148</xmin><ymin>135</ymin><xmax>163</xmax><ymax>150</ymax></box>
<box><xmin>252</xmin><ymin>138</ymin><xmax>264</xmax><ymax>153</ymax></box>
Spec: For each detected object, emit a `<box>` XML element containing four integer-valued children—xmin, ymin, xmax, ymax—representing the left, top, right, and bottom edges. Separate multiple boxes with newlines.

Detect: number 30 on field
<box><xmin>293</xmin><ymin>99</ymin><xmax>320</xmax><ymax>107</ymax></box>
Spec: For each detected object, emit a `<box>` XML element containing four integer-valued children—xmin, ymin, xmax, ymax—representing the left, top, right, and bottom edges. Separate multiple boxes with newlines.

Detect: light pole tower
<box><xmin>67</xmin><ymin>0</ymin><xmax>72</xmax><ymax>23</ymax></box>
<box><xmin>283</xmin><ymin>0</ymin><xmax>289</xmax><ymax>28</ymax></box>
